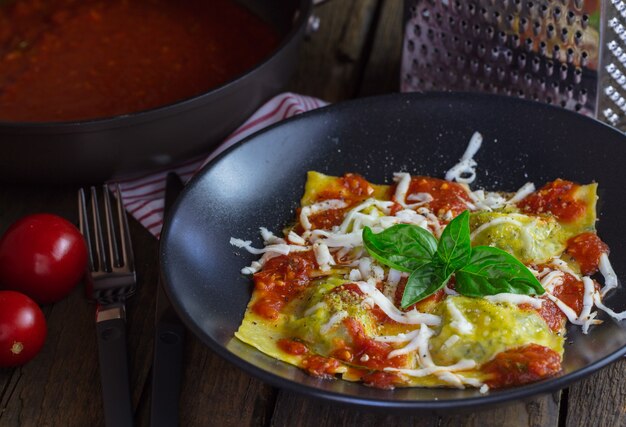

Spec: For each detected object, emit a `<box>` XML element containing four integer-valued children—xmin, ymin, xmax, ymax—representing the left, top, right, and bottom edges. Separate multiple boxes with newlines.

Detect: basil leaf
<box><xmin>455</xmin><ymin>246</ymin><xmax>545</xmax><ymax>297</ymax></box>
<box><xmin>436</xmin><ymin>210</ymin><xmax>471</xmax><ymax>276</ymax></box>
<box><xmin>363</xmin><ymin>225</ymin><xmax>437</xmax><ymax>273</ymax></box>
<box><xmin>401</xmin><ymin>260</ymin><xmax>450</xmax><ymax>308</ymax></box>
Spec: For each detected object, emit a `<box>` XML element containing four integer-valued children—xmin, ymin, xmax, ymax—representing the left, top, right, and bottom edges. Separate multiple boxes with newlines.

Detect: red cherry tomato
<box><xmin>0</xmin><ymin>214</ymin><xmax>88</xmax><ymax>304</ymax></box>
<box><xmin>0</xmin><ymin>290</ymin><xmax>47</xmax><ymax>367</ymax></box>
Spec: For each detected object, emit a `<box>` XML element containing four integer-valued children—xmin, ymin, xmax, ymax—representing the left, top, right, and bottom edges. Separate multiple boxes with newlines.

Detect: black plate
<box><xmin>160</xmin><ymin>92</ymin><xmax>626</xmax><ymax>411</ymax></box>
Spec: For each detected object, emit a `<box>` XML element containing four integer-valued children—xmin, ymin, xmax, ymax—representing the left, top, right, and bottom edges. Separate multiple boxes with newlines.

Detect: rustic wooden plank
<box><xmin>177</xmin><ymin>335</ymin><xmax>276</xmax><ymax>427</ymax></box>
<box><xmin>287</xmin><ymin>0</ymin><xmax>379</xmax><ymax>102</ymax></box>
<box><xmin>565</xmin><ymin>358</ymin><xmax>626</xmax><ymax>427</ymax></box>
<box><xmin>358</xmin><ymin>0</ymin><xmax>404</xmax><ymax>96</ymax></box>
<box><xmin>269</xmin><ymin>390</ymin><xmax>560</xmax><ymax>427</ymax></box>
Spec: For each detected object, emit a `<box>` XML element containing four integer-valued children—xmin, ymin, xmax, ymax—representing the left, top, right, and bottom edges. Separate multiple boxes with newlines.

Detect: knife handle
<box><xmin>96</xmin><ymin>308</ymin><xmax>134</xmax><ymax>427</ymax></box>
<box><xmin>151</xmin><ymin>319</ymin><xmax>185</xmax><ymax>427</ymax></box>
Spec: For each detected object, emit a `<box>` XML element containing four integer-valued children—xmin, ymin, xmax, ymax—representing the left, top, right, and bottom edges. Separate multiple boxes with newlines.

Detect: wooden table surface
<box><xmin>1</xmin><ymin>1</ymin><xmax>626</xmax><ymax>426</ymax></box>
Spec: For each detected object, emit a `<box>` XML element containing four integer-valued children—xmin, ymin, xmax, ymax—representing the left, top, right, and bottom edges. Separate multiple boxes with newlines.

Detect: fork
<box><xmin>78</xmin><ymin>184</ymin><xmax>136</xmax><ymax>427</ymax></box>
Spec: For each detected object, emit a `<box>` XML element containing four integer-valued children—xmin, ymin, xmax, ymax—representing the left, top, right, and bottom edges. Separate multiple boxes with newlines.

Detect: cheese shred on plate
<box><xmin>230</xmin><ymin>132</ymin><xmax>622</xmax><ymax>391</ymax></box>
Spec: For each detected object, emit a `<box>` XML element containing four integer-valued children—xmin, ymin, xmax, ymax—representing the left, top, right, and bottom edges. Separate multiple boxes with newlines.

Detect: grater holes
<box><xmin>477</xmin><ymin>43</ymin><xmax>486</xmax><ymax>57</ymax></box>
<box><xmin>546</xmin><ymin>60</ymin><xmax>554</xmax><ymax>76</ymax></box>
<box><xmin>553</xmin><ymin>6</ymin><xmax>561</xmax><ymax>20</ymax></box>
<box><xmin>581</xmin><ymin>50</ymin><xmax>589</xmax><ymax>67</ymax></box>
<box><xmin>407</xmin><ymin>40</ymin><xmax>415</xmax><ymax>53</ymax></box>
<box><xmin>539</xmin><ymin>40</ymin><xmax>547</xmax><ymax>55</ymax></box>
<box><xmin>525</xmin><ymin>37</ymin><xmax>534</xmax><ymax>51</ymax></box>
<box><xmin>547</xmin><ymin>23</ymin><xmax>555</xmax><ymax>39</ymax></box>
<box><xmin>484</xmin><ymin>63</ymin><xmax>493</xmax><ymax>77</ymax></box>
<box><xmin>493</xmin><ymin>10</ymin><xmax>502</xmax><ymax>25</ymax></box>
<box><xmin>566</xmin><ymin>47</ymin><xmax>575</xmax><ymax>63</ymax></box>
<box><xmin>414</xmin><ymin>24</ymin><xmax>421</xmax><ymax>37</ymax></box>
<box><xmin>581</xmin><ymin>14</ymin><xmax>589</xmax><ymax>29</ymax></box>
<box><xmin>574</xmin><ymin>67</ymin><xmax>582</xmax><ymax>84</ymax></box>
<box><xmin>540</xmin><ymin>3</ymin><xmax>548</xmax><ymax>17</ymax></box>
<box><xmin>518</xmin><ymin>53</ymin><xmax>527</xmax><ymax>69</ymax></box>
<box><xmin>574</xmin><ymin>103</ymin><xmax>582</xmax><ymax>112</ymax></box>
<box><xmin>520</xmin><ymin>17</ymin><xmax>529</xmax><ymax>32</ymax></box>
<box><xmin>465</xmin><ymin>40</ymin><xmax>474</xmax><ymax>53</ymax></box>
<box><xmin>553</xmin><ymin>44</ymin><xmax>561</xmax><ymax>61</ymax></box>
<box><xmin>504</xmin><ymin>49</ymin><xmax>514</xmax><ymax>64</ymax></box>
<box><xmin>511</xmin><ymin>34</ymin><xmax>521</xmax><ymax>48</ymax></box>
<box><xmin>506</xmin><ymin>14</ymin><xmax>515</xmax><ymax>31</ymax></box>
<box><xmin>546</xmin><ymin>96</ymin><xmax>553</xmax><ymax>104</ymax></box>
<box><xmin>421</xmin><ymin>8</ymin><xmax>430</xmax><ymax>21</ymax></box>
<box><xmin>485</xmin><ymin>26</ymin><xmax>495</xmax><ymax>40</ymax></box>
<box><xmin>480</xmin><ymin>7</ymin><xmax>488</xmax><ymax>21</ymax></box>
<box><xmin>561</xmin><ymin>27</ymin><xmax>569</xmax><ymax>43</ymax></box>
<box><xmin>560</xmin><ymin>63</ymin><xmax>568</xmax><ymax>80</ymax></box>
<box><xmin>533</xmin><ymin>20</ymin><xmax>542</xmax><ymax>36</ymax></box>
<box><xmin>524</xmin><ymin>72</ymin><xmax>533</xmax><ymax>86</ymax></box>
<box><xmin>531</xmin><ymin>56</ymin><xmax>541</xmax><ymax>72</ymax></box>
<box><xmin>497</xmin><ymin>66</ymin><xmax>506</xmax><ymax>80</ymax></box>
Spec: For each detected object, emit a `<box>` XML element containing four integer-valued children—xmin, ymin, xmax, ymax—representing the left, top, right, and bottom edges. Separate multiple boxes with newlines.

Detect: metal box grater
<box><xmin>401</xmin><ymin>0</ymin><xmax>626</xmax><ymax>131</ymax></box>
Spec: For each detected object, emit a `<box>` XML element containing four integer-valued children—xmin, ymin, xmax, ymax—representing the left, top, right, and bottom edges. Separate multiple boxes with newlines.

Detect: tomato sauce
<box><xmin>307</xmin><ymin>173</ymin><xmax>376</xmax><ymax>230</ymax></box>
<box><xmin>301</xmin><ymin>355</ymin><xmax>342</xmax><ymax>379</ymax></box>
<box><xmin>277</xmin><ymin>338</ymin><xmax>309</xmax><ymax>356</ymax></box>
<box><xmin>340</xmin><ymin>317</ymin><xmax>408</xmax><ymax>370</ymax></box>
<box><xmin>361</xmin><ymin>371</ymin><xmax>402</xmax><ymax>390</ymax></box>
<box><xmin>401</xmin><ymin>176</ymin><xmax>471</xmax><ymax>219</ymax></box>
<box><xmin>252</xmin><ymin>252</ymin><xmax>317</xmax><ymax>320</ymax></box>
<box><xmin>566</xmin><ymin>232</ymin><xmax>609</xmax><ymax>276</ymax></box>
<box><xmin>526</xmin><ymin>272</ymin><xmax>591</xmax><ymax>332</ymax></box>
<box><xmin>482</xmin><ymin>344</ymin><xmax>561</xmax><ymax>388</ymax></box>
<box><xmin>517</xmin><ymin>179</ymin><xmax>586</xmax><ymax>222</ymax></box>
<box><xmin>0</xmin><ymin>0</ymin><xmax>280</xmax><ymax>122</ymax></box>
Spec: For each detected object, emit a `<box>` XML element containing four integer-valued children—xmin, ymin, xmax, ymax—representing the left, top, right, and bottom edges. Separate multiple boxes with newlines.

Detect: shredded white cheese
<box><xmin>593</xmin><ymin>292</ymin><xmax>626</xmax><ymax>321</ymax></box>
<box><xmin>469</xmin><ymin>216</ymin><xmax>525</xmax><ymax>241</ymax></box>
<box><xmin>320</xmin><ymin>311</ymin><xmax>348</xmax><ymax>334</ymax></box>
<box><xmin>484</xmin><ymin>293</ymin><xmax>544</xmax><ymax>309</ymax></box>
<box><xmin>506</xmin><ymin>182</ymin><xmax>536</xmax><ymax>204</ymax></box>
<box><xmin>299</xmin><ymin>199</ymin><xmax>348</xmax><ymax>231</ymax></box>
<box><xmin>446</xmin><ymin>298</ymin><xmax>474</xmax><ymax>335</ymax></box>
<box><xmin>313</xmin><ymin>242</ymin><xmax>335</xmax><ymax>272</ymax></box>
<box><xmin>445</xmin><ymin>131</ymin><xmax>483</xmax><ymax>184</ymax></box>
<box><xmin>599</xmin><ymin>253</ymin><xmax>619</xmax><ymax>296</ymax></box>
<box><xmin>355</xmin><ymin>281</ymin><xmax>441</xmax><ymax>325</ymax></box>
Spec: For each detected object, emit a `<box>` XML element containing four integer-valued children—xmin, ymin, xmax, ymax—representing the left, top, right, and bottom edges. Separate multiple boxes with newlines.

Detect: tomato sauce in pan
<box><xmin>0</xmin><ymin>0</ymin><xmax>280</xmax><ymax>122</ymax></box>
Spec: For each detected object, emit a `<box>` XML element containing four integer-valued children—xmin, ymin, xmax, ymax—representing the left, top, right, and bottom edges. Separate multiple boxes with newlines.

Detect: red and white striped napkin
<box><xmin>111</xmin><ymin>92</ymin><xmax>328</xmax><ymax>238</ymax></box>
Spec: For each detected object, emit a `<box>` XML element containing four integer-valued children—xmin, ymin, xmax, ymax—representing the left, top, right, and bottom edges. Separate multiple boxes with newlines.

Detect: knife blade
<box><xmin>150</xmin><ymin>172</ymin><xmax>185</xmax><ymax>427</ymax></box>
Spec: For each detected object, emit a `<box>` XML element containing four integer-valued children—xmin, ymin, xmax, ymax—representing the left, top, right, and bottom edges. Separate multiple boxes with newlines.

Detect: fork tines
<box><xmin>78</xmin><ymin>184</ymin><xmax>137</xmax><ymax>304</ymax></box>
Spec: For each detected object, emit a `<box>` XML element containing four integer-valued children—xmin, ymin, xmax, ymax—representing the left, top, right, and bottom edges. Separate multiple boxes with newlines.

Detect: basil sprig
<box><xmin>362</xmin><ymin>210</ymin><xmax>544</xmax><ymax>308</ymax></box>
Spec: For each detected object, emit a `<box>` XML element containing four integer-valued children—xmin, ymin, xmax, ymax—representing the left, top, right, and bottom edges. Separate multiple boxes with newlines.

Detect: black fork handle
<box><xmin>96</xmin><ymin>308</ymin><xmax>134</xmax><ymax>427</ymax></box>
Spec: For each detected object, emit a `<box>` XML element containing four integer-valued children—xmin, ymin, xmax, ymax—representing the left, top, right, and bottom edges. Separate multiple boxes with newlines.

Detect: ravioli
<box><xmin>231</xmin><ymin>166</ymin><xmax>617</xmax><ymax>391</ymax></box>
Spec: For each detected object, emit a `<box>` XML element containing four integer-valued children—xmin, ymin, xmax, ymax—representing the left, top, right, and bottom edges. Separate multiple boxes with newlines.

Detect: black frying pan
<box><xmin>0</xmin><ymin>0</ymin><xmax>310</xmax><ymax>184</ymax></box>
<box><xmin>160</xmin><ymin>92</ymin><xmax>626</xmax><ymax>411</ymax></box>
